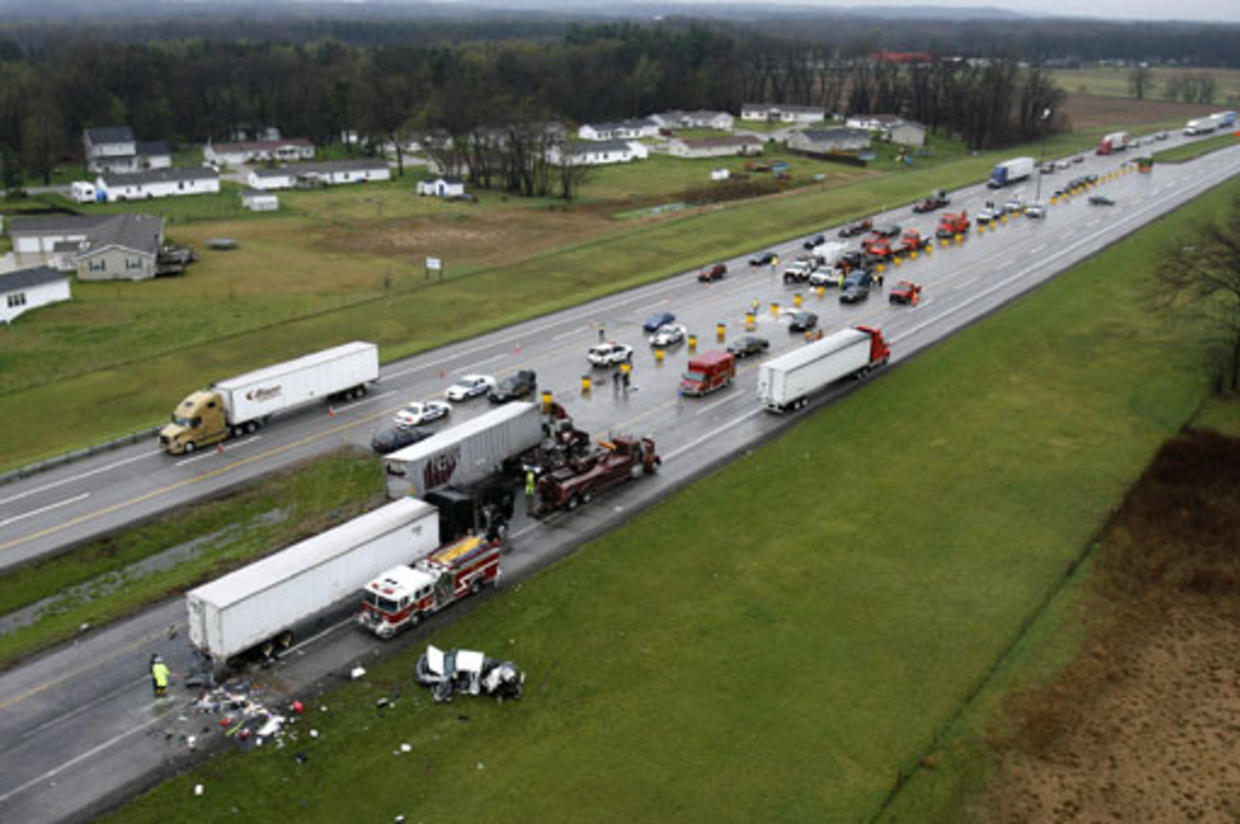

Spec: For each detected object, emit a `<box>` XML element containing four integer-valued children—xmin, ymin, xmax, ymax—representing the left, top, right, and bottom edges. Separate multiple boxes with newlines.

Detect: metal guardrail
<box><xmin>0</xmin><ymin>425</ymin><xmax>161</xmax><ymax>487</ymax></box>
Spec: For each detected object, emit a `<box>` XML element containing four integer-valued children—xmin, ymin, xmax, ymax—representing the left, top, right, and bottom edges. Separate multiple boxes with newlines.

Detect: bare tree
<box><xmin>1127</xmin><ymin>65</ymin><xmax>1152</xmax><ymax>100</ymax></box>
<box><xmin>1157</xmin><ymin>197</ymin><xmax>1240</xmax><ymax>393</ymax></box>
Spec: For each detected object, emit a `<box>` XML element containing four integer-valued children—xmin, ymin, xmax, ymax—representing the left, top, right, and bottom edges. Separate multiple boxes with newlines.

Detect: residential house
<box><xmin>666</xmin><ymin>135</ymin><xmax>763</xmax><ymax>159</ymax></box>
<box><xmin>203</xmin><ymin>139</ymin><xmax>315</xmax><ymax>167</ymax></box>
<box><xmin>8</xmin><ymin>213</ymin><xmax>166</xmax><ymax>281</ymax></box>
<box><xmin>247</xmin><ymin>167</ymin><xmax>297</xmax><ymax>190</ymax></box>
<box><xmin>547</xmin><ymin>140</ymin><xmax>636</xmax><ymax>166</ymax></box>
<box><xmin>741</xmin><ymin>104</ymin><xmax>823</xmax><ymax>124</ymax></box>
<box><xmin>578</xmin><ymin>119</ymin><xmax>659</xmax><ymax>141</ymax></box>
<box><xmin>95</xmin><ymin>168</ymin><xmax>220</xmax><ymax>202</ymax></box>
<box><xmin>844</xmin><ymin>115</ymin><xmax>926</xmax><ymax>147</ymax></box>
<box><xmin>0</xmin><ymin>266</ymin><xmax>72</xmax><ymax>324</ymax></box>
<box><xmin>294</xmin><ymin>159</ymin><xmax>391</xmax><ymax>187</ymax></box>
<box><xmin>240</xmin><ymin>188</ymin><xmax>279</xmax><ymax>212</ymax></box>
<box><xmin>741</xmin><ymin>103</ymin><xmax>777</xmax><ymax>121</ymax></box>
<box><xmin>650</xmin><ymin>110</ymin><xmax>735</xmax><ymax>131</ymax></box>
<box><xmin>83</xmin><ymin>127</ymin><xmax>173</xmax><ymax>173</ymax></box>
<box><xmin>415</xmin><ymin>177</ymin><xmax>466</xmax><ymax>198</ymax></box>
<box><xmin>786</xmin><ymin>128</ymin><xmax>872</xmax><ymax>156</ymax></box>
<box><xmin>83</xmin><ymin>126</ymin><xmax>137</xmax><ymax>173</ymax></box>
<box><xmin>887</xmin><ymin>121</ymin><xmax>927</xmax><ymax>147</ymax></box>
<box><xmin>845</xmin><ymin>114</ymin><xmax>905</xmax><ymax>131</ymax></box>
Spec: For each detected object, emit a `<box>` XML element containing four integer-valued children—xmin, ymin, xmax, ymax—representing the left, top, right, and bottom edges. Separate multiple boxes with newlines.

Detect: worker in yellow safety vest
<box><xmin>150</xmin><ymin>654</ymin><xmax>170</xmax><ymax>697</ymax></box>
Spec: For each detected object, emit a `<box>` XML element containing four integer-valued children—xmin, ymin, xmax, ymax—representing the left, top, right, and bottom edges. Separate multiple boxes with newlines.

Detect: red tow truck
<box><xmin>536</xmin><ymin>435</ymin><xmax>660</xmax><ymax>514</ymax></box>
<box><xmin>866</xmin><ymin>229</ymin><xmax>931</xmax><ymax>259</ymax></box>
<box><xmin>935</xmin><ymin>210</ymin><xmax>969</xmax><ymax>238</ymax></box>
<box><xmin>357</xmin><ymin>534</ymin><xmax>502</xmax><ymax>638</ymax></box>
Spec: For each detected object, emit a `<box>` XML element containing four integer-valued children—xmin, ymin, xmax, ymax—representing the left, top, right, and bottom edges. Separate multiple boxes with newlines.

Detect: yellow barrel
<box><xmin>580</xmin><ymin>375</ymin><xmax>591</xmax><ymax>393</ymax></box>
<box><xmin>688</xmin><ymin>334</ymin><xmax>697</xmax><ymax>351</ymax></box>
<box><xmin>744</xmin><ymin>312</ymin><xmax>755</xmax><ymax>330</ymax></box>
<box><xmin>540</xmin><ymin>391</ymin><xmax>553</xmax><ymax>414</ymax></box>
<box><xmin>716</xmin><ymin>322</ymin><xmax>726</xmax><ymax>342</ymax></box>
<box><xmin>794</xmin><ymin>293</ymin><xmax>802</xmax><ymax>308</ymax></box>
<box><xmin>655</xmin><ymin>348</ymin><xmax>665</xmax><ymax>364</ymax></box>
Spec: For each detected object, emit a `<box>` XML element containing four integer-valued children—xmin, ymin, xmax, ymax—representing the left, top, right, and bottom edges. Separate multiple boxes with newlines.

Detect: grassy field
<box><xmin>0</xmin><ymin>451</ymin><xmax>383</xmax><ymax>671</ymax></box>
<box><xmin>1050</xmin><ymin>65</ymin><xmax>1240</xmax><ymax>103</ymax></box>
<box><xmin>104</xmin><ymin>171</ymin><xmax>1230</xmax><ymax>824</ymax></box>
<box><xmin>1153</xmin><ymin>131</ymin><xmax>1240</xmax><ymax>163</ymax></box>
<box><xmin>0</xmin><ymin>118</ymin><xmax>1191</xmax><ymax>471</ymax></box>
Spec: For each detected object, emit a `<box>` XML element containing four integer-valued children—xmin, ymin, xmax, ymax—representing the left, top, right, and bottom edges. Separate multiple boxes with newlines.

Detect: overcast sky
<box><xmin>680</xmin><ymin>0</ymin><xmax>1240</xmax><ymax>23</ymax></box>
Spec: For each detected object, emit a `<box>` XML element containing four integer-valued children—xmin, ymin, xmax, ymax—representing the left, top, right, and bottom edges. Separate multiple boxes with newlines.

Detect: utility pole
<box><xmin>1034</xmin><ymin>107</ymin><xmax>1051</xmax><ymax>205</ymax></box>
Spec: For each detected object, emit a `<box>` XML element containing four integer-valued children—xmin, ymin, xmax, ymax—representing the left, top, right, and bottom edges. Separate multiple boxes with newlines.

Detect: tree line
<box><xmin>1</xmin><ymin>23</ymin><xmax>1067</xmax><ymax>193</ymax></box>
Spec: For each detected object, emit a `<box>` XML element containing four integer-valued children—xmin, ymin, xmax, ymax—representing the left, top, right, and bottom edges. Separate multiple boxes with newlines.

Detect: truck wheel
<box><xmin>470</xmin><ymin>578</ymin><xmax>483</xmax><ymax>595</ymax></box>
<box><xmin>278</xmin><ymin>630</ymin><xmax>294</xmax><ymax>649</ymax></box>
<box><xmin>183</xmin><ymin>441</ymin><xmax>196</xmax><ymax>454</ymax></box>
<box><xmin>580</xmin><ymin>489</ymin><xmax>593</xmax><ymax>504</ymax></box>
<box><xmin>409</xmin><ymin>611</ymin><xmax>421</xmax><ymax>627</ymax></box>
<box><xmin>246</xmin><ymin>421</ymin><xmax>259</xmax><ymax>434</ymax></box>
<box><xmin>567</xmin><ymin>494</ymin><xmax>580</xmax><ymax>511</ymax></box>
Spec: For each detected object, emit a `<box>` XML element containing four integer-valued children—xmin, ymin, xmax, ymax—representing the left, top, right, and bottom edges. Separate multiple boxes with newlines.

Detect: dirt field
<box><xmin>970</xmin><ymin>429</ymin><xmax>1240</xmax><ymax>823</ymax></box>
<box><xmin>1061</xmin><ymin>94</ymin><xmax>1215</xmax><ymax>130</ymax></box>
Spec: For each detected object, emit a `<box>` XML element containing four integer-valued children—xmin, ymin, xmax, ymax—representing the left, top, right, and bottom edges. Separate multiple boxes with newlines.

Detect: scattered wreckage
<box><xmin>414</xmin><ymin>644</ymin><xmax>525</xmax><ymax>703</ymax></box>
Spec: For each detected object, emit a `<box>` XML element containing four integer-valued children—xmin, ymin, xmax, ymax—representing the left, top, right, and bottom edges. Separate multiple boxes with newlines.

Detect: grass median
<box><xmin>1153</xmin><ymin>131</ymin><xmax>1240</xmax><ymax>163</ymax></box>
<box><xmin>104</xmin><ymin>153</ymin><xmax>1232</xmax><ymax>824</ymax></box>
<box><xmin>0</xmin><ymin>451</ymin><xmax>383</xmax><ymax>671</ymax></box>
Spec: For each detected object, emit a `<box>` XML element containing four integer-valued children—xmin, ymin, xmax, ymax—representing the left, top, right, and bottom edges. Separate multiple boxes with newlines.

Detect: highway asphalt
<box><xmin>2</xmin><ymin>132</ymin><xmax>1239</xmax><ymax>822</ymax></box>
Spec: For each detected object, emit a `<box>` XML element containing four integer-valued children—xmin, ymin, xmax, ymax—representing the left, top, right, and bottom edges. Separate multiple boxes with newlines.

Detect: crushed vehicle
<box><xmin>889</xmin><ymin>280</ymin><xmax>922</xmax><ymax>305</ymax></box>
<box><xmin>912</xmin><ymin>189</ymin><xmax>950</xmax><ymax>213</ymax></box>
<box><xmin>415</xmin><ymin>644</ymin><xmax>525</xmax><ymax>703</ymax></box>
<box><xmin>837</xmin><ymin>217</ymin><xmax>873</xmax><ymax>238</ymax></box>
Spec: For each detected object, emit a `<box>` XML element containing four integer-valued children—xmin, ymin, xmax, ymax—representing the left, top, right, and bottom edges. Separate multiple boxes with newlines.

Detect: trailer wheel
<box><xmin>246</xmin><ymin>421</ymin><xmax>259</xmax><ymax>434</ymax></box>
<box><xmin>183</xmin><ymin>440</ymin><xmax>196</xmax><ymax>454</ymax></box>
<box><xmin>567</xmin><ymin>494</ymin><xmax>580</xmax><ymax>511</ymax></box>
<box><xmin>278</xmin><ymin>630</ymin><xmax>294</xmax><ymax>649</ymax></box>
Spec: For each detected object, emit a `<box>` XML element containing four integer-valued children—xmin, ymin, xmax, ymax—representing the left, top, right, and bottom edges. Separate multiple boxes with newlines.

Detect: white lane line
<box><xmin>285</xmin><ymin>615</ymin><xmax>355</xmax><ymax>656</ymax></box>
<box><xmin>342</xmin><ymin>390</ymin><xmax>396</xmax><ymax>408</ymax></box>
<box><xmin>19</xmin><ymin>677</ymin><xmax>149</xmax><ymax>740</ymax></box>
<box><xmin>0</xmin><ymin>716</ymin><xmax>162</xmax><ymax>804</ymax></box>
<box><xmin>694</xmin><ymin>391</ymin><xmax>744</xmax><ymax>415</ymax></box>
<box><xmin>553</xmin><ymin>325</ymin><xmax>588</xmax><ymax>341</ymax></box>
<box><xmin>666</xmin><ymin>408</ymin><xmax>761</xmax><ymax>461</ymax></box>
<box><xmin>637</xmin><ymin>300</ymin><xmax>669</xmax><ymax>314</ymax></box>
<box><xmin>1029</xmin><ymin>244</ymin><xmax>1047</xmax><ymax>255</ymax></box>
<box><xmin>509</xmin><ymin>523</ymin><xmax>538</xmax><ymax>541</ymax></box>
<box><xmin>0</xmin><ymin>451</ymin><xmax>160</xmax><ymax>507</ymax></box>
<box><xmin>0</xmin><ymin>493</ymin><xmax>91</xmax><ymax>528</ymax></box>
<box><xmin>460</xmin><ymin>353</ymin><xmax>505</xmax><ymax>372</ymax></box>
<box><xmin>174</xmin><ymin>435</ymin><xmax>262</xmax><ymax>467</ymax></box>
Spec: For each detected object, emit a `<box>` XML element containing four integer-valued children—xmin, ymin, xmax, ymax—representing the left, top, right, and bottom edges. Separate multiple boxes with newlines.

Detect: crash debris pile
<box><xmin>414</xmin><ymin>645</ymin><xmax>524</xmax><ymax>703</ymax></box>
<box><xmin>162</xmin><ymin>679</ymin><xmax>312</xmax><ymax>753</ymax></box>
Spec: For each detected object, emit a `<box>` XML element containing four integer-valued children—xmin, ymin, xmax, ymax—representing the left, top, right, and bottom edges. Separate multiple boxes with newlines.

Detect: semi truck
<box><xmin>1096</xmin><ymin>131</ymin><xmax>1129</xmax><ymax>155</ymax></box>
<box><xmin>680</xmin><ymin>351</ymin><xmax>736</xmax><ymax>397</ymax></box>
<box><xmin>1185</xmin><ymin>118</ymin><xmax>1217</xmax><ymax>136</ymax></box>
<box><xmin>987</xmin><ymin>157</ymin><xmax>1034</xmax><ymax>189</ymax></box>
<box><xmin>357</xmin><ymin>533</ymin><xmax>502</xmax><ymax>638</ymax></box>
<box><xmin>756</xmin><ymin>326</ymin><xmax>890</xmax><ymax>413</ymax></box>
<box><xmin>186</xmin><ymin>497</ymin><xmax>439</xmax><ymax>674</ymax></box>
<box><xmin>159</xmin><ymin>341</ymin><xmax>379</xmax><ymax>455</ymax></box>
<box><xmin>383</xmin><ymin>401</ymin><xmax>543</xmax><ymax>499</ymax></box>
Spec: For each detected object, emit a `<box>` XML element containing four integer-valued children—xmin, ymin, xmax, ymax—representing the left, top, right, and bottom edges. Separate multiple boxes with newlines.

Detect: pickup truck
<box><xmin>488</xmin><ymin>369</ymin><xmax>537</xmax><ymax>403</ymax></box>
<box><xmin>782</xmin><ymin>256</ymin><xmax>818</xmax><ymax>284</ymax></box>
<box><xmin>912</xmin><ymin>190</ymin><xmax>950</xmax><ymax>213</ymax></box>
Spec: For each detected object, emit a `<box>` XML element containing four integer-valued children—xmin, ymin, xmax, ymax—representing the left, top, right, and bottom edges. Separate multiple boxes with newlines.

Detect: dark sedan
<box><xmin>1088</xmin><ymin>194</ymin><xmax>1116</xmax><ymax>206</ymax></box>
<box><xmin>802</xmin><ymin>233</ymin><xmax>826</xmax><ymax>250</ymax></box>
<box><xmin>749</xmin><ymin>251</ymin><xmax>778</xmax><ymax>266</ymax></box>
<box><xmin>839</xmin><ymin>285</ymin><xmax>870</xmax><ymax>304</ymax></box>
<box><xmin>489</xmin><ymin>369</ymin><xmax>537</xmax><ymax>402</ymax></box>
<box><xmin>642</xmin><ymin>311</ymin><xmax>677</xmax><ymax>333</ymax></box>
<box><xmin>371</xmin><ymin>425</ymin><xmax>434</xmax><ymax>455</ymax></box>
<box><xmin>726</xmin><ymin>335</ymin><xmax>771</xmax><ymax>358</ymax></box>
<box><xmin>788</xmin><ymin>311</ymin><xmax>818</xmax><ymax>332</ymax></box>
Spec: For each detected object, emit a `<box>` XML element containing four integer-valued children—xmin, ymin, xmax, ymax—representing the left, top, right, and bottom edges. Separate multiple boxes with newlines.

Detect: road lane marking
<box><xmin>460</xmin><ymin>353</ymin><xmax>504</xmax><ymax>371</ymax></box>
<box><xmin>694</xmin><ymin>391</ymin><xmax>744</xmax><ymax>415</ymax></box>
<box><xmin>0</xmin><ymin>493</ymin><xmax>91</xmax><ymax>528</ymax></box>
<box><xmin>174</xmin><ymin>435</ymin><xmax>262</xmax><ymax>467</ymax></box>
<box><xmin>666</xmin><ymin>409</ymin><xmax>762</xmax><ymax>461</ymax></box>
<box><xmin>0</xmin><ymin>716</ymin><xmax>162</xmax><ymax>804</ymax></box>
<box><xmin>553</xmin><ymin>325</ymin><xmax>588</xmax><ymax>341</ymax></box>
<box><xmin>285</xmin><ymin>615</ymin><xmax>355</xmax><ymax>656</ymax></box>
<box><xmin>1030</xmin><ymin>244</ymin><xmax>1047</xmax><ymax>255</ymax></box>
<box><xmin>19</xmin><ymin>676</ymin><xmax>149</xmax><ymax>740</ymax></box>
<box><xmin>343</xmin><ymin>390</ymin><xmax>396</xmax><ymax>408</ymax></box>
<box><xmin>0</xmin><ymin>451</ymin><xmax>159</xmax><ymax>507</ymax></box>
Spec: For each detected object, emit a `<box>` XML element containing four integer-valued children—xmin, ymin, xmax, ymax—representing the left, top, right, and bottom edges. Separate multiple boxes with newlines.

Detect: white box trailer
<box><xmin>384</xmin><ymin>402</ymin><xmax>543</xmax><ymax>499</ymax></box>
<box><xmin>814</xmin><ymin>241</ymin><xmax>849</xmax><ymax>268</ymax></box>
<box><xmin>987</xmin><ymin>156</ymin><xmax>1034</xmax><ymax>188</ymax></box>
<box><xmin>216</xmin><ymin>341</ymin><xmax>379</xmax><ymax>425</ymax></box>
<box><xmin>757</xmin><ymin>326</ymin><xmax>890</xmax><ymax>413</ymax></box>
<box><xmin>186</xmin><ymin>497</ymin><xmax>438</xmax><ymax>672</ymax></box>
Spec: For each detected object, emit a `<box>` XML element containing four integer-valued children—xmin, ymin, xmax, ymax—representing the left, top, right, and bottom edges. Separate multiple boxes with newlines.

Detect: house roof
<box><xmin>585</xmin><ymin>119</ymin><xmax>655</xmax><ymax>132</ymax></box>
<box><xmin>210</xmin><ymin>139</ymin><xmax>314</xmax><ymax>153</ymax></box>
<box><xmin>9</xmin><ymin>214</ymin><xmax>115</xmax><ymax>236</ymax></box>
<box><xmin>677</xmin><ymin>135</ymin><xmax>763</xmax><ymax>149</ymax></box>
<box><xmin>85</xmin><ymin>126</ymin><xmax>135</xmax><ymax>145</ymax></box>
<box><xmin>778</xmin><ymin>105</ymin><xmax>823</xmax><ymax>115</ymax></box>
<box><xmin>800</xmin><ymin>128</ymin><xmax>872</xmax><ymax>142</ymax></box>
<box><xmin>293</xmin><ymin>159</ymin><xmax>388</xmax><ymax>174</ymax></box>
<box><xmin>742</xmin><ymin>103</ymin><xmax>774</xmax><ymax>111</ymax></box>
<box><xmin>99</xmin><ymin>167</ymin><xmax>218</xmax><ymax>186</ymax></box>
<box><xmin>241</xmin><ymin>187</ymin><xmax>278</xmax><ymax>198</ymax></box>
<box><xmin>566</xmin><ymin>139</ymin><xmax>632</xmax><ymax>154</ymax></box>
<box><xmin>688</xmin><ymin>110</ymin><xmax>731</xmax><ymax>120</ymax></box>
<box><xmin>9</xmin><ymin>214</ymin><xmax>165</xmax><ymax>257</ymax></box>
<box><xmin>250</xmin><ymin>167</ymin><xmax>296</xmax><ymax>179</ymax></box>
<box><xmin>52</xmin><ymin>240</ymin><xmax>80</xmax><ymax>252</ymax></box>
<box><xmin>136</xmin><ymin>140</ymin><xmax>171</xmax><ymax>156</ymax></box>
<box><xmin>0</xmin><ymin>265</ymin><xmax>68</xmax><ymax>293</ymax></box>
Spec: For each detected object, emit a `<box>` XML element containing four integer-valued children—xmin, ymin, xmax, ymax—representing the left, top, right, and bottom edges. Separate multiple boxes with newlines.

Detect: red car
<box><xmin>889</xmin><ymin>280</ymin><xmax>922</xmax><ymax>305</ymax></box>
<box><xmin>698</xmin><ymin>263</ymin><xmax>727</xmax><ymax>282</ymax></box>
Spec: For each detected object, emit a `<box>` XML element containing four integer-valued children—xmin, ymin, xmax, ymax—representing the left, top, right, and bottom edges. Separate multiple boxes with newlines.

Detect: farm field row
<box><xmin>102</xmin><ymin>161</ymin><xmax>1234</xmax><ymax>824</ymax></box>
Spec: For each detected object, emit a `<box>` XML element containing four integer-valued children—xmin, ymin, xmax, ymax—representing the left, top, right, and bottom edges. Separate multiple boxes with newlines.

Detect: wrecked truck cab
<box><xmin>415</xmin><ymin>644</ymin><xmax>524</xmax><ymax>702</ymax></box>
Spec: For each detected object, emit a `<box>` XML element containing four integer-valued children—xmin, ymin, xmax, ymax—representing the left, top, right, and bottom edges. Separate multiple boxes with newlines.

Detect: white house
<box><xmin>415</xmin><ymin>177</ymin><xmax>466</xmax><ymax>198</ymax></box>
<box><xmin>578</xmin><ymin>119</ymin><xmax>659</xmax><ymax>141</ymax></box>
<box><xmin>548</xmin><ymin>140</ymin><xmax>636</xmax><ymax>166</ymax></box>
<box><xmin>240</xmin><ymin>187</ymin><xmax>279</xmax><ymax>211</ymax></box>
<box><xmin>787</xmin><ymin>128</ymin><xmax>872</xmax><ymax>156</ymax></box>
<box><xmin>293</xmin><ymin>159</ymin><xmax>390</xmax><ymax>186</ymax></box>
<box><xmin>741</xmin><ymin>104</ymin><xmax>823</xmax><ymax>124</ymax></box>
<box><xmin>887</xmin><ymin>121</ymin><xmax>927</xmax><ymax>147</ymax></box>
<box><xmin>651</xmin><ymin>110</ymin><xmax>736</xmax><ymax>131</ymax></box>
<box><xmin>667</xmin><ymin>135</ymin><xmax>764</xmax><ymax>159</ymax></box>
<box><xmin>204</xmin><ymin>139</ymin><xmax>315</xmax><ymax>167</ymax></box>
<box><xmin>135</xmin><ymin>141</ymin><xmax>173</xmax><ymax>169</ymax></box>
<box><xmin>247</xmin><ymin>168</ymin><xmax>297</xmax><ymax>190</ymax></box>
<box><xmin>95</xmin><ymin>168</ymin><xmax>220</xmax><ymax>202</ymax></box>
<box><xmin>846</xmin><ymin>114</ymin><xmax>905</xmax><ymax>131</ymax></box>
<box><xmin>0</xmin><ymin>266</ymin><xmax>72</xmax><ymax>324</ymax></box>
<box><xmin>83</xmin><ymin>126</ymin><xmax>137</xmax><ymax>173</ymax></box>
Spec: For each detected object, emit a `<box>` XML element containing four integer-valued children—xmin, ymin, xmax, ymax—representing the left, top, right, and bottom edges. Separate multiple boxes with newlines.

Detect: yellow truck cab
<box><xmin>159</xmin><ymin>390</ymin><xmax>231</xmax><ymax>455</ymax></box>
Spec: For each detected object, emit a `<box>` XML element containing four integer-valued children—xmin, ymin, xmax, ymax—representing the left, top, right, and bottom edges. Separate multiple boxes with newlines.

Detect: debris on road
<box><xmin>350</xmin><ymin>665</ymin><xmax>366</xmax><ymax>680</ymax></box>
<box><xmin>414</xmin><ymin>645</ymin><xmax>525</xmax><ymax>703</ymax></box>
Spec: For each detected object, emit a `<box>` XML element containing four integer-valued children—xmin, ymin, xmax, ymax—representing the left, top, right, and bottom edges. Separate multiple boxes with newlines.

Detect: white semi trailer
<box><xmin>757</xmin><ymin>326</ymin><xmax>890</xmax><ymax>413</ymax></box>
<box><xmin>383</xmin><ymin>401</ymin><xmax>544</xmax><ymax>499</ymax></box>
<box><xmin>186</xmin><ymin>497</ymin><xmax>438</xmax><ymax>674</ymax></box>
<box><xmin>159</xmin><ymin>341</ymin><xmax>379</xmax><ymax>454</ymax></box>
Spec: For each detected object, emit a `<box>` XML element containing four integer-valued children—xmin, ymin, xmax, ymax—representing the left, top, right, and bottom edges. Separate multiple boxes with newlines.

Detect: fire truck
<box><xmin>357</xmin><ymin>534</ymin><xmax>501</xmax><ymax>638</ymax></box>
